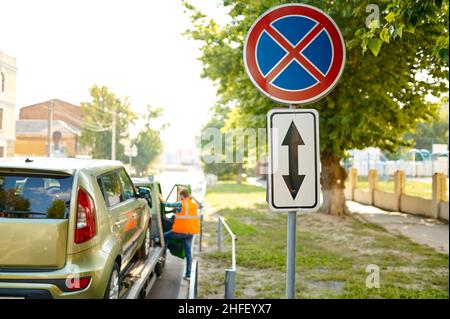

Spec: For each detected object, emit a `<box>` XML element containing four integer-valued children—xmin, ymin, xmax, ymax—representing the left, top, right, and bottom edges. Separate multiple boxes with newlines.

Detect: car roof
<box><xmin>0</xmin><ymin>157</ymin><xmax>124</xmax><ymax>174</ymax></box>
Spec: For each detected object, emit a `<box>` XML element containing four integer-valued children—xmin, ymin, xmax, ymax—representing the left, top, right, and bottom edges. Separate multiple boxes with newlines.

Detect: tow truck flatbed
<box><xmin>121</xmin><ymin>246</ymin><xmax>165</xmax><ymax>299</ymax></box>
<box><xmin>120</xmin><ymin>178</ymin><xmax>168</xmax><ymax>299</ymax></box>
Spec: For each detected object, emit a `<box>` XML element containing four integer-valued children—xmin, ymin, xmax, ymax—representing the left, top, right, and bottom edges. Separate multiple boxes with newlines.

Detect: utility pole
<box><xmin>47</xmin><ymin>99</ymin><xmax>54</xmax><ymax>157</ymax></box>
<box><xmin>111</xmin><ymin>106</ymin><xmax>116</xmax><ymax>160</ymax></box>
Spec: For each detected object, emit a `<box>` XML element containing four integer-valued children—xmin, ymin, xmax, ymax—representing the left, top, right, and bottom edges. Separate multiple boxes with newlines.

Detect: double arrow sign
<box><xmin>282</xmin><ymin>121</ymin><xmax>305</xmax><ymax>199</ymax></box>
<box><xmin>267</xmin><ymin>109</ymin><xmax>320</xmax><ymax>212</ymax></box>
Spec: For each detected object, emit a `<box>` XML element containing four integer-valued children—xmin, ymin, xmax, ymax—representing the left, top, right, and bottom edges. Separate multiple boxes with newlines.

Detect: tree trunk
<box><xmin>320</xmin><ymin>153</ymin><xmax>349</xmax><ymax>216</ymax></box>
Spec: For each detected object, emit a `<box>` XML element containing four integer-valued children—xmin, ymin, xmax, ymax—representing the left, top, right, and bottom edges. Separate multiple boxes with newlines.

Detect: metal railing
<box><xmin>217</xmin><ymin>215</ymin><xmax>236</xmax><ymax>299</ymax></box>
<box><xmin>188</xmin><ymin>259</ymin><xmax>198</xmax><ymax>299</ymax></box>
<box><xmin>198</xmin><ymin>207</ymin><xmax>204</xmax><ymax>252</ymax></box>
<box><xmin>187</xmin><ymin>209</ymin><xmax>203</xmax><ymax>299</ymax></box>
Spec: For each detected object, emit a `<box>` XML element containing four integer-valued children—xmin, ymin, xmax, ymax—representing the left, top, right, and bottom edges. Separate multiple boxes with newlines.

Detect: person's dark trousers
<box><xmin>164</xmin><ymin>231</ymin><xmax>194</xmax><ymax>277</ymax></box>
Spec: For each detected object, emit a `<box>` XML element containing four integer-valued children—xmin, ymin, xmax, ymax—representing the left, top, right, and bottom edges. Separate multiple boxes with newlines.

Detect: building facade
<box><xmin>17</xmin><ymin>99</ymin><xmax>88</xmax><ymax>157</ymax></box>
<box><xmin>0</xmin><ymin>51</ymin><xmax>17</xmax><ymax>157</ymax></box>
<box><xmin>19</xmin><ymin>99</ymin><xmax>83</xmax><ymax>130</ymax></box>
<box><xmin>15</xmin><ymin>119</ymin><xmax>81</xmax><ymax>157</ymax></box>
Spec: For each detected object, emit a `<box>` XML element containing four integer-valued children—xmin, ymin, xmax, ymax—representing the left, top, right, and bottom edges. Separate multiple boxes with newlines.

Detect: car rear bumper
<box><xmin>0</xmin><ymin>288</ymin><xmax>53</xmax><ymax>299</ymax></box>
<box><xmin>0</xmin><ymin>247</ymin><xmax>115</xmax><ymax>299</ymax></box>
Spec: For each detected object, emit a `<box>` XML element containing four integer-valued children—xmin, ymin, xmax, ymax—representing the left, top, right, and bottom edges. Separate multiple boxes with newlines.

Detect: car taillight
<box><xmin>65</xmin><ymin>276</ymin><xmax>91</xmax><ymax>291</ymax></box>
<box><xmin>75</xmin><ymin>188</ymin><xmax>96</xmax><ymax>244</ymax></box>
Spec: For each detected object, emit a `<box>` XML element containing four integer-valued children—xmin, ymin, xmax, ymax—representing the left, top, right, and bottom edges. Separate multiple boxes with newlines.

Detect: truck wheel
<box><xmin>137</xmin><ymin>225</ymin><xmax>151</xmax><ymax>261</ymax></box>
<box><xmin>104</xmin><ymin>262</ymin><xmax>120</xmax><ymax>299</ymax></box>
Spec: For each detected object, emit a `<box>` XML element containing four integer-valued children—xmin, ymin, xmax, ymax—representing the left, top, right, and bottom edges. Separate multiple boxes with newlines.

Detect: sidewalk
<box><xmin>347</xmin><ymin>201</ymin><xmax>449</xmax><ymax>254</ymax></box>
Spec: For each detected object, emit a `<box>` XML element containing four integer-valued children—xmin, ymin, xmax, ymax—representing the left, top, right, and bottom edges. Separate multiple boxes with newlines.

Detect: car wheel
<box><xmin>104</xmin><ymin>262</ymin><xmax>120</xmax><ymax>299</ymax></box>
<box><xmin>137</xmin><ymin>225</ymin><xmax>151</xmax><ymax>261</ymax></box>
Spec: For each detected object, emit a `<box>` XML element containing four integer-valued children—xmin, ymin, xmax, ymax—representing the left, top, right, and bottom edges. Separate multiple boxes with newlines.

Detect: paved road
<box><xmin>147</xmin><ymin>252</ymin><xmax>185</xmax><ymax>299</ymax></box>
<box><xmin>348</xmin><ymin>201</ymin><xmax>449</xmax><ymax>254</ymax></box>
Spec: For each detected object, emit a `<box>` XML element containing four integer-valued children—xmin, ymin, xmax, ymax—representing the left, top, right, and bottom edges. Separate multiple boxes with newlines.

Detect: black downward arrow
<box><xmin>282</xmin><ymin>121</ymin><xmax>305</xmax><ymax>199</ymax></box>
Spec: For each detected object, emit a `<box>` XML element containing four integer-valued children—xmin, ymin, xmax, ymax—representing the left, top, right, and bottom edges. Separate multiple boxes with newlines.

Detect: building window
<box><xmin>0</xmin><ymin>147</ymin><xmax>4</xmax><ymax>157</ymax></box>
<box><xmin>0</xmin><ymin>72</ymin><xmax>4</xmax><ymax>92</ymax></box>
<box><xmin>0</xmin><ymin>109</ymin><xmax>3</xmax><ymax>130</ymax></box>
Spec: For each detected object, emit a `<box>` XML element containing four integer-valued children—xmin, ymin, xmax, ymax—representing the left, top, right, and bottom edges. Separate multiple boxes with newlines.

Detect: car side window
<box><xmin>99</xmin><ymin>172</ymin><xmax>122</xmax><ymax>207</ymax></box>
<box><xmin>118</xmin><ymin>168</ymin><xmax>136</xmax><ymax>201</ymax></box>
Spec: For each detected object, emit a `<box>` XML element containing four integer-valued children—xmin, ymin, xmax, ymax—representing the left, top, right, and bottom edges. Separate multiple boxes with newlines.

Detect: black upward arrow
<box><xmin>282</xmin><ymin>121</ymin><xmax>305</xmax><ymax>199</ymax></box>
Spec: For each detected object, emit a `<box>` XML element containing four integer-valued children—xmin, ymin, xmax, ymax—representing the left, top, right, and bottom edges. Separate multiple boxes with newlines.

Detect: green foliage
<box><xmin>80</xmin><ymin>85</ymin><xmax>137</xmax><ymax>161</ymax></box>
<box><xmin>80</xmin><ymin>86</ymin><xmax>164</xmax><ymax>172</ymax></box>
<box><xmin>184</xmin><ymin>0</ymin><xmax>448</xmax><ymax>214</ymax></box>
<box><xmin>199</xmin><ymin>104</ymin><xmax>242</xmax><ymax>180</ymax></box>
<box><xmin>204</xmin><ymin>181</ymin><xmax>264</xmax><ymax>194</ymax></box>
<box><xmin>355</xmin><ymin>0</ymin><xmax>449</xmax><ymax>65</ymax></box>
<box><xmin>132</xmin><ymin>105</ymin><xmax>165</xmax><ymax>176</ymax></box>
<box><xmin>368</xmin><ymin>38</ymin><xmax>383</xmax><ymax>56</ymax></box>
<box><xmin>404</xmin><ymin>104</ymin><xmax>449</xmax><ymax>150</ymax></box>
<box><xmin>183</xmin><ymin>0</ymin><xmax>448</xmax><ymax>159</ymax></box>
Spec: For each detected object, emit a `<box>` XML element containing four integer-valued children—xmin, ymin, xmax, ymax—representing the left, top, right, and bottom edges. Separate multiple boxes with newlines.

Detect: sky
<box><xmin>0</xmin><ymin>0</ymin><xmax>228</xmax><ymax>155</ymax></box>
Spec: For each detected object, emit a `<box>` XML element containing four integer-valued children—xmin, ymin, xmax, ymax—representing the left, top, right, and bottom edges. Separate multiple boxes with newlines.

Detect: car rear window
<box><xmin>0</xmin><ymin>173</ymin><xmax>73</xmax><ymax>219</ymax></box>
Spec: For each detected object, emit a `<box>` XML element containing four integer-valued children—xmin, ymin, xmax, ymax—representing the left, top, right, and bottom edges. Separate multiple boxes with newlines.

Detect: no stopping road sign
<box><xmin>244</xmin><ymin>4</ymin><xmax>345</xmax><ymax>105</ymax></box>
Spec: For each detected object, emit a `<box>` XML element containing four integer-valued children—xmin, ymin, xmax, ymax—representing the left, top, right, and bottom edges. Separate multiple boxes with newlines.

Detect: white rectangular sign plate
<box><xmin>267</xmin><ymin>108</ymin><xmax>321</xmax><ymax>212</ymax></box>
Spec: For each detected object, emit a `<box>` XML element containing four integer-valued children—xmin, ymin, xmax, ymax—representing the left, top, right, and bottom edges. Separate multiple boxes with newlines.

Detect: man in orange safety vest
<box><xmin>161</xmin><ymin>188</ymin><xmax>201</xmax><ymax>280</ymax></box>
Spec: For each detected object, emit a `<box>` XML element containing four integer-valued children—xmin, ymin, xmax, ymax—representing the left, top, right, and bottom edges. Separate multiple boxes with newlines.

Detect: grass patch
<box><xmin>198</xmin><ymin>181</ymin><xmax>449</xmax><ymax>299</ymax></box>
<box><xmin>205</xmin><ymin>181</ymin><xmax>266</xmax><ymax>194</ymax></box>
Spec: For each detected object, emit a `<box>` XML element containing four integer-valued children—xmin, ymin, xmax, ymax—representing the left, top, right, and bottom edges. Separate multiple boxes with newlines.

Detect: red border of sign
<box><xmin>244</xmin><ymin>4</ymin><xmax>346</xmax><ymax>105</ymax></box>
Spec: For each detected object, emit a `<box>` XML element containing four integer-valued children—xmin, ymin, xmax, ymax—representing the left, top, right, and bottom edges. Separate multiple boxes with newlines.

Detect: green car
<box><xmin>0</xmin><ymin>158</ymin><xmax>152</xmax><ymax>299</ymax></box>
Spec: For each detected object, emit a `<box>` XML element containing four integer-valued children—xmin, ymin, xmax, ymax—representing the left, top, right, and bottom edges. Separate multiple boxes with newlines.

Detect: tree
<box><xmin>405</xmin><ymin>102</ymin><xmax>449</xmax><ymax>150</ymax></box>
<box><xmin>80</xmin><ymin>85</ymin><xmax>136</xmax><ymax>161</ymax></box>
<box><xmin>132</xmin><ymin>105</ymin><xmax>165</xmax><ymax>176</ymax></box>
<box><xmin>356</xmin><ymin>0</ymin><xmax>449</xmax><ymax>65</ymax></box>
<box><xmin>183</xmin><ymin>0</ymin><xmax>449</xmax><ymax>215</ymax></box>
<box><xmin>199</xmin><ymin>104</ymin><xmax>242</xmax><ymax>180</ymax></box>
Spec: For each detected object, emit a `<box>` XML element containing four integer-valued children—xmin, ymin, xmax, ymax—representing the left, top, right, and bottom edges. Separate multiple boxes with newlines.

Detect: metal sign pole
<box><xmin>286</xmin><ymin>210</ymin><xmax>296</xmax><ymax>299</ymax></box>
<box><xmin>286</xmin><ymin>103</ymin><xmax>296</xmax><ymax>299</ymax></box>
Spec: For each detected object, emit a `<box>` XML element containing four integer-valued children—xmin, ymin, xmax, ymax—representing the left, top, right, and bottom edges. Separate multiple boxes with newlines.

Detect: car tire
<box><xmin>104</xmin><ymin>262</ymin><xmax>120</xmax><ymax>299</ymax></box>
<box><xmin>137</xmin><ymin>224</ymin><xmax>152</xmax><ymax>261</ymax></box>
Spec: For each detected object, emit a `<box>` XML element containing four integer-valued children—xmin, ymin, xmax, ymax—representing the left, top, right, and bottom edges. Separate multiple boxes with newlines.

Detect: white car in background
<box><xmin>156</xmin><ymin>164</ymin><xmax>206</xmax><ymax>203</ymax></box>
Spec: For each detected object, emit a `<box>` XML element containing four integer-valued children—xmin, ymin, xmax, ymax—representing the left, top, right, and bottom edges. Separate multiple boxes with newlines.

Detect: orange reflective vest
<box><xmin>172</xmin><ymin>198</ymin><xmax>201</xmax><ymax>235</ymax></box>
